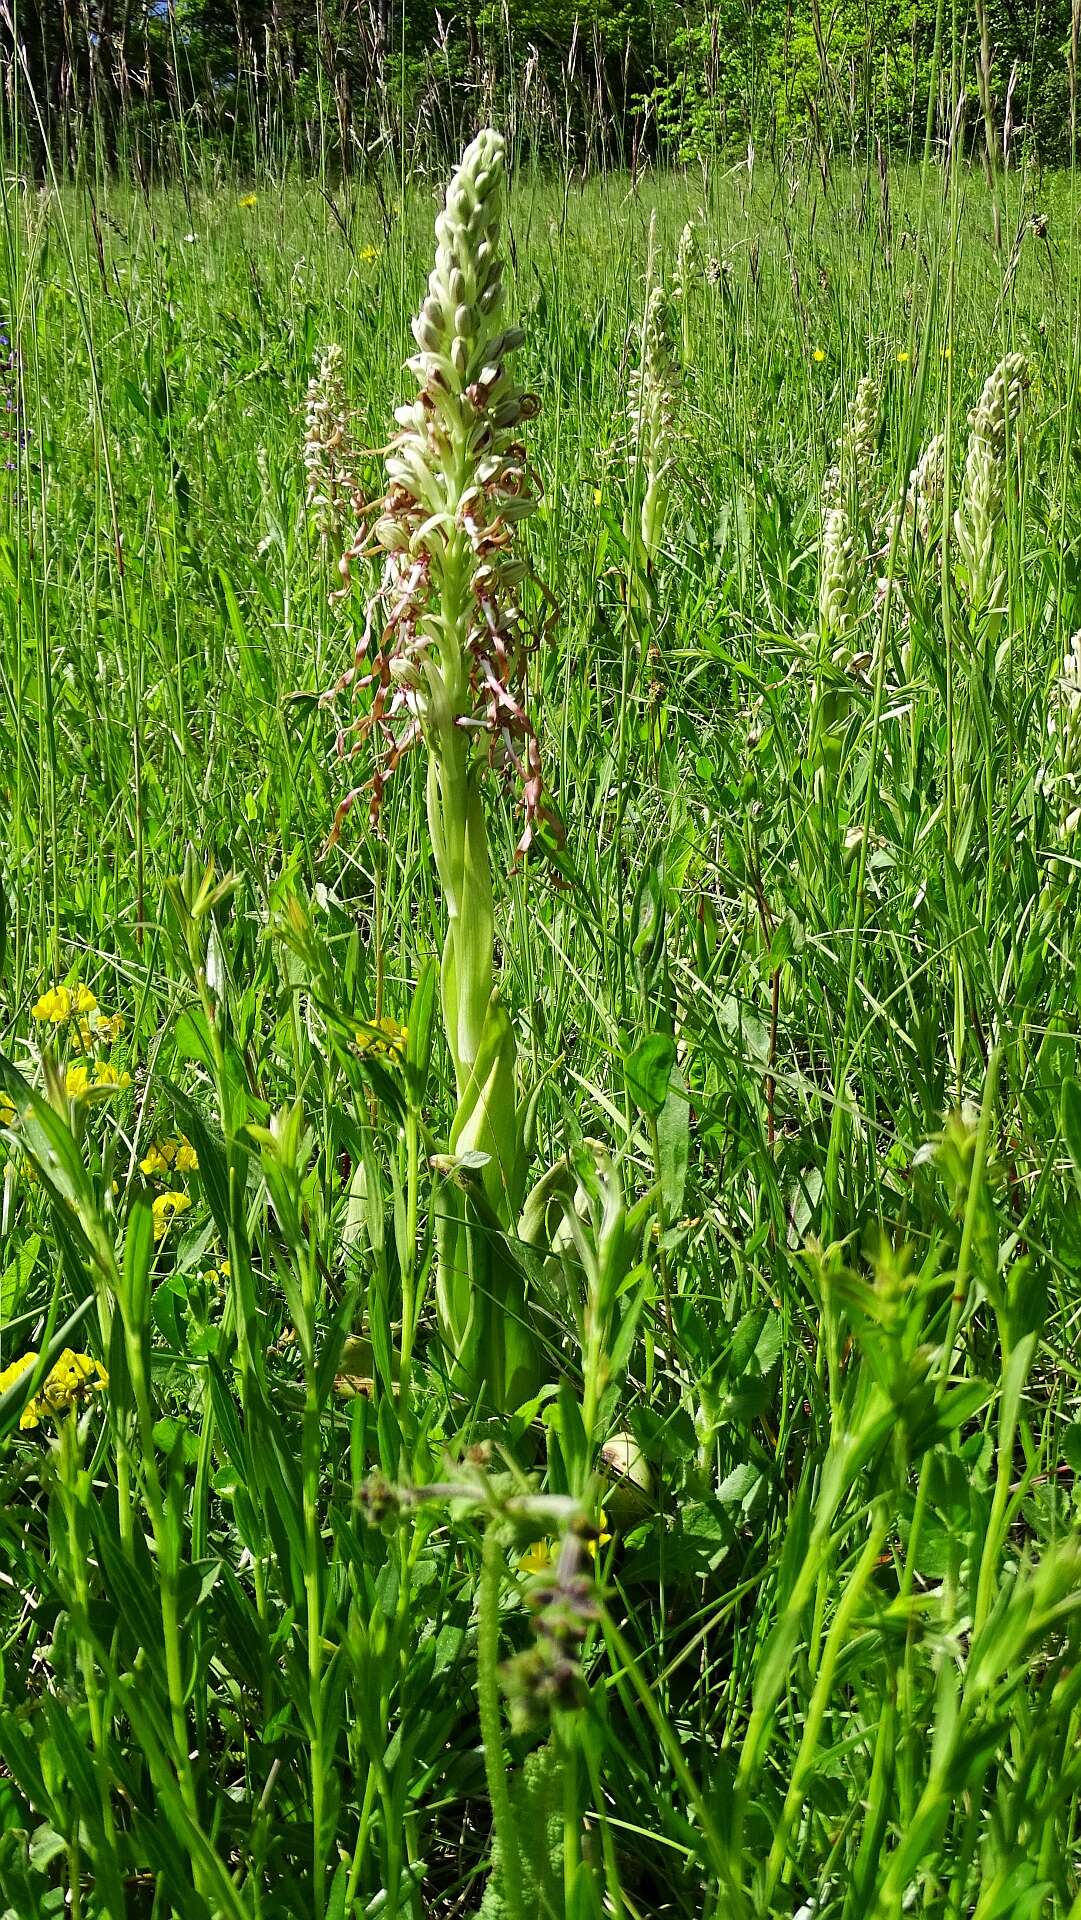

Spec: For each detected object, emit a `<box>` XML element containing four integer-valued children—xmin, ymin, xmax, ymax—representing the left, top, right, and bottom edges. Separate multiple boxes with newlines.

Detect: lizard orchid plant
<box><xmin>327</xmin><ymin>129</ymin><xmax>561</xmax><ymax>1407</ymax></box>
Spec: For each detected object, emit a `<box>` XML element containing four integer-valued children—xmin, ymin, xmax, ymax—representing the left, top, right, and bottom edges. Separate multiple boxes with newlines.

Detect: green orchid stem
<box><xmin>428</xmin><ymin>734</ymin><xmax>496</xmax><ymax>1105</ymax></box>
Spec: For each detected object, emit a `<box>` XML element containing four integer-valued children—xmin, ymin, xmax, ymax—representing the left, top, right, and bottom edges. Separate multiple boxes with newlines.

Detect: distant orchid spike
<box><xmin>1041</xmin><ymin>629</ymin><xmax>1081</xmax><ymax>843</ymax></box>
<box><xmin>626</xmin><ymin>282</ymin><xmax>679</xmax><ymax>568</ymax></box>
<box><xmin>823</xmin><ymin>374</ymin><xmax>879</xmax><ymax>526</ymax></box>
<box><xmin>818</xmin><ymin>503</ymin><xmax>861</xmax><ymax>643</ymax></box>
<box><xmin>672</xmin><ymin>220</ymin><xmax>697</xmax><ymax>306</ymax></box>
<box><xmin>953</xmin><ymin>352</ymin><xmax>1031</xmax><ymax>612</ymax></box>
<box><xmin>303</xmin><ymin>344</ymin><xmax>358</xmax><ymax>553</ymax></box>
<box><xmin>880</xmin><ymin>429</ymin><xmax>947</xmax><ymax>569</ymax></box>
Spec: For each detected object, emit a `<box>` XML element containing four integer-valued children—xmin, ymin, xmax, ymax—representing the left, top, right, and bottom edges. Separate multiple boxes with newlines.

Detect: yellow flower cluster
<box><xmin>64</xmin><ymin>1061</ymin><xmax>132</xmax><ymax>1098</ymax></box>
<box><xmin>33</xmin><ymin>983</ymin><xmax>97</xmax><ymax>1023</ymax></box>
<box><xmin>519</xmin><ymin>1509</ymin><xmax>611</xmax><ymax>1575</ymax></box>
<box><xmin>0</xmin><ymin>1348</ymin><xmax>108</xmax><ymax>1429</ymax></box>
<box><xmin>239</xmin><ymin>193</ymin><xmax>258</xmax><ymax>209</ymax></box>
<box><xmin>359</xmin><ymin>244</ymin><xmax>379</xmax><ymax>263</ymax></box>
<box><xmin>152</xmin><ymin>1191</ymin><xmax>192</xmax><ymax>1239</ymax></box>
<box><xmin>78</xmin><ymin>1012</ymin><xmax>126</xmax><ymax>1048</ymax></box>
<box><xmin>354</xmin><ymin>1015</ymin><xmax>408</xmax><ymax>1060</ymax></box>
<box><xmin>32</xmin><ymin>981</ymin><xmax>130</xmax><ymax>1099</ymax></box>
<box><xmin>140</xmin><ymin>1136</ymin><xmax>198</xmax><ymax>1177</ymax></box>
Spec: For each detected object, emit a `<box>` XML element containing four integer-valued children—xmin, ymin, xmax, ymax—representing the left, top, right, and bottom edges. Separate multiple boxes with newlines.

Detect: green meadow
<box><xmin>2</xmin><ymin>139</ymin><xmax>1081</xmax><ymax>1916</ymax></box>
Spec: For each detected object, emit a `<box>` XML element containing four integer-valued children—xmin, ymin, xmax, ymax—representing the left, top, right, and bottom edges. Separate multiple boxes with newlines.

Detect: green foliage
<box><xmin>476</xmin><ymin>1742</ymin><xmax>563</xmax><ymax>1919</ymax></box>
<box><xmin>2</xmin><ymin>115</ymin><xmax>1081</xmax><ymax>1919</ymax></box>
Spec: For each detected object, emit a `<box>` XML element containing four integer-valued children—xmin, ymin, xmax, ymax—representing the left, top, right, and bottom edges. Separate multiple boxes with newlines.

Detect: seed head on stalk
<box><xmin>325</xmin><ymin>129</ymin><xmax>558</xmax><ymax>1408</ymax></box>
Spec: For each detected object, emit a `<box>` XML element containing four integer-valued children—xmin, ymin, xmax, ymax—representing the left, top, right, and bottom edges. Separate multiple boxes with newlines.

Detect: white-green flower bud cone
<box><xmin>673</xmin><ymin>221</ymin><xmax>696</xmax><ymax>359</ymax></box>
<box><xmin>909</xmin><ymin>430</ymin><xmax>946</xmax><ymax>541</ymax></box>
<box><xmin>882</xmin><ymin>429</ymin><xmax>946</xmax><ymax>566</ymax></box>
<box><xmin>1043</xmin><ymin>630</ymin><xmax>1081</xmax><ymax>863</ymax></box>
<box><xmin>819</xmin><ymin>503</ymin><xmax>861</xmax><ymax>640</ymax></box>
<box><xmin>954</xmin><ymin>353</ymin><xmax>1030</xmax><ymax>612</ymax></box>
<box><xmin>673</xmin><ymin>221</ymin><xmax>695</xmax><ymax>304</ymax></box>
<box><xmin>824</xmin><ymin>374</ymin><xmax>879</xmax><ymax>527</ymax></box>
<box><xmin>848</xmin><ymin>374</ymin><xmax>879</xmax><ymax>522</ymax></box>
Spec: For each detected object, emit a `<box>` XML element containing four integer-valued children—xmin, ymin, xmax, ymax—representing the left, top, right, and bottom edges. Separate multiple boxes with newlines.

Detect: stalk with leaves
<box><xmin>329</xmin><ymin>130</ymin><xmax>558</xmax><ymax>1408</ymax></box>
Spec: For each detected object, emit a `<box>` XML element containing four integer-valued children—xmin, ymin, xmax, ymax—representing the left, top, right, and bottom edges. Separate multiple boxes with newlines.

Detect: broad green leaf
<box><xmin>626</xmin><ymin>1033</ymin><xmax>676</xmax><ymax>1119</ymax></box>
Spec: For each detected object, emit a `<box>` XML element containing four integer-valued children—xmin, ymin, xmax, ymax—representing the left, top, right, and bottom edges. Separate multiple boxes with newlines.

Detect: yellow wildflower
<box><xmin>0</xmin><ymin>1352</ymin><xmax>36</xmax><ymax>1408</ymax></box>
<box><xmin>78</xmin><ymin>1011</ymin><xmax>126</xmax><ymax>1048</ymax></box>
<box><xmin>65</xmin><ymin>1058</ymin><xmax>130</xmax><ymax>1099</ymax></box>
<box><xmin>354</xmin><ymin>1016</ymin><xmax>408</xmax><ymax>1060</ymax></box>
<box><xmin>585</xmin><ymin>1507</ymin><xmax>612</xmax><ymax>1561</ymax></box>
<box><xmin>520</xmin><ymin>1508</ymin><xmax>610</xmax><ymax>1575</ymax></box>
<box><xmin>896</xmin><ymin>349</ymin><xmax>910</xmax><ymax>365</ymax></box>
<box><xmin>813</xmin><ymin>347</ymin><xmax>827</xmax><ymax>364</ymax></box>
<box><xmin>593</xmin><ymin>487</ymin><xmax>603</xmax><ymax>506</ymax></box>
<box><xmin>519</xmin><ymin>1539</ymin><xmax>554</xmax><ymax>1575</ymax></box>
<box><xmin>152</xmin><ymin>1191</ymin><xmax>192</xmax><ymax>1238</ymax></box>
<box><xmin>239</xmin><ymin>193</ymin><xmax>258</xmax><ymax>209</ymax></box>
<box><xmin>141</xmin><ymin>1136</ymin><xmax>198</xmax><ymax>1175</ymax></box>
<box><xmin>360</xmin><ymin>244</ymin><xmax>379</xmax><ymax>263</ymax></box>
<box><xmin>33</xmin><ymin>984</ymin><xmax>97</xmax><ymax>1023</ymax></box>
<box><xmin>1</xmin><ymin>1349</ymin><xmax>108</xmax><ymax>1429</ymax></box>
<box><xmin>92</xmin><ymin>1062</ymin><xmax>131</xmax><ymax>1092</ymax></box>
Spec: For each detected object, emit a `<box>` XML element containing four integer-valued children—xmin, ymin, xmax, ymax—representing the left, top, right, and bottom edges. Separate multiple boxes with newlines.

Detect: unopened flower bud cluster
<box><xmin>819</xmin><ymin>503</ymin><xmax>862</xmax><ymax>642</ymax></box>
<box><xmin>953</xmin><ymin>352</ymin><xmax>1031</xmax><ymax>611</ymax></box>
<box><xmin>824</xmin><ymin>374</ymin><xmax>879</xmax><ymax>526</ymax></box>
<box><xmin>1042</xmin><ymin>629</ymin><xmax>1081</xmax><ymax>840</ymax></box>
